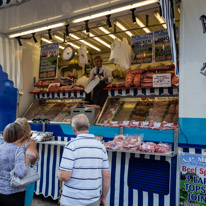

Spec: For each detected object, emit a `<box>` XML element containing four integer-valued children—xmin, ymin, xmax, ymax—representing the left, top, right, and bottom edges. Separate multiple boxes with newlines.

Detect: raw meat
<box><xmin>113</xmin><ymin>135</ymin><xmax>127</xmax><ymax>145</ymax></box>
<box><xmin>155</xmin><ymin>143</ymin><xmax>170</xmax><ymax>153</ymax></box>
<box><xmin>168</xmin><ymin>104</ymin><xmax>176</xmax><ymax>114</ymax></box>
<box><xmin>53</xmin><ymin>113</ymin><xmax>65</xmax><ymax>122</ymax></box>
<box><xmin>139</xmin><ymin>142</ymin><xmax>156</xmax><ymax>153</ymax></box>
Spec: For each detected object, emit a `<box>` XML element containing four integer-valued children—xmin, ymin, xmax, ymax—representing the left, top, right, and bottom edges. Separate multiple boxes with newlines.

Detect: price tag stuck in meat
<box><xmin>153</xmin><ymin>122</ymin><xmax>161</xmax><ymax>128</ymax></box>
<box><xmin>123</xmin><ymin>121</ymin><xmax>129</xmax><ymax>126</ymax></box>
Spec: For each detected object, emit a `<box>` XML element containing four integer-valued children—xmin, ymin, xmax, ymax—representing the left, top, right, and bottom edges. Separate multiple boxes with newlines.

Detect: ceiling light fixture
<box><xmin>72</xmin><ymin>0</ymin><xmax>158</xmax><ymax>23</ymax></box>
<box><xmin>65</xmin><ymin>24</ymin><xmax>69</xmax><ymax>36</ymax></box>
<box><xmin>41</xmin><ymin>38</ymin><xmax>64</xmax><ymax>49</ymax></box>
<box><xmin>135</xmin><ymin>17</ymin><xmax>151</xmax><ymax>33</ymax></box>
<box><xmin>32</xmin><ymin>33</ymin><xmax>38</xmax><ymax>44</ymax></box>
<box><xmin>87</xmin><ymin>32</ymin><xmax>110</xmax><ymax>48</ymax></box>
<box><xmin>106</xmin><ymin>15</ymin><xmax>112</xmax><ymax>28</ymax></box>
<box><xmin>154</xmin><ymin>12</ymin><xmax>167</xmax><ymax>29</ymax></box>
<box><xmin>48</xmin><ymin>29</ymin><xmax>52</xmax><ymax>40</ymax></box>
<box><xmin>41</xmin><ymin>38</ymin><xmax>52</xmax><ymax>44</ymax></box>
<box><xmin>16</xmin><ymin>37</ymin><xmax>22</xmax><ymax>47</ymax></box>
<box><xmin>70</xmin><ymin>33</ymin><xmax>100</xmax><ymax>51</ymax></box>
<box><xmin>54</xmin><ymin>35</ymin><xmax>80</xmax><ymax>49</ymax></box>
<box><xmin>9</xmin><ymin>22</ymin><xmax>65</xmax><ymax>38</ymax></box>
<box><xmin>115</xmin><ymin>21</ymin><xmax>133</xmax><ymax>37</ymax></box>
<box><xmin>99</xmin><ymin>27</ymin><xmax>116</xmax><ymax>39</ymax></box>
<box><xmin>85</xmin><ymin>20</ymin><xmax>90</xmax><ymax>33</ymax></box>
<box><xmin>130</xmin><ymin>8</ymin><xmax>136</xmax><ymax>24</ymax></box>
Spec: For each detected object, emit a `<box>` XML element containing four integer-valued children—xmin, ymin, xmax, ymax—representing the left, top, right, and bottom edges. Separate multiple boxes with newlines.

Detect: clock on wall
<box><xmin>62</xmin><ymin>45</ymin><xmax>75</xmax><ymax>61</ymax></box>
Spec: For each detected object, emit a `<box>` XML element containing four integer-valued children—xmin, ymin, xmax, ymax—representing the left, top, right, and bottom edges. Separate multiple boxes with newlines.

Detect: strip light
<box><xmin>86</xmin><ymin>32</ymin><xmax>110</xmax><ymax>48</ymax></box>
<box><xmin>72</xmin><ymin>0</ymin><xmax>158</xmax><ymax>23</ymax></box>
<box><xmin>115</xmin><ymin>21</ymin><xmax>133</xmax><ymax>37</ymax></box>
<box><xmin>54</xmin><ymin>35</ymin><xmax>80</xmax><ymax>49</ymax></box>
<box><xmin>70</xmin><ymin>33</ymin><xmax>100</xmax><ymax>51</ymax></box>
<box><xmin>41</xmin><ymin>38</ymin><xmax>64</xmax><ymax>49</ymax></box>
<box><xmin>99</xmin><ymin>27</ymin><xmax>116</xmax><ymax>39</ymax></box>
<box><xmin>135</xmin><ymin>17</ymin><xmax>151</xmax><ymax>33</ymax></box>
<box><xmin>154</xmin><ymin>12</ymin><xmax>167</xmax><ymax>29</ymax></box>
<box><xmin>9</xmin><ymin>23</ymin><xmax>65</xmax><ymax>38</ymax></box>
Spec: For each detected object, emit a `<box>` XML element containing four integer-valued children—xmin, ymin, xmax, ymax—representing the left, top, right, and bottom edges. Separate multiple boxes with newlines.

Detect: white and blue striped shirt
<box><xmin>59</xmin><ymin>134</ymin><xmax>109</xmax><ymax>206</ymax></box>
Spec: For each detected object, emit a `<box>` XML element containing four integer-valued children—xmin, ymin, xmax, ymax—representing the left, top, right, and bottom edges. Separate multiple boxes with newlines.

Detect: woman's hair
<box><xmin>15</xmin><ymin>117</ymin><xmax>31</xmax><ymax>139</ymax></box>
<box><xmin>71</xmin><ymin>114</ymin><xmax>89</xmax><ymax>132</ymax></box>
<box><xmin>3</xmin><ymin>122</ymin><xmax>24</xmax><ymax>143</ymax></box>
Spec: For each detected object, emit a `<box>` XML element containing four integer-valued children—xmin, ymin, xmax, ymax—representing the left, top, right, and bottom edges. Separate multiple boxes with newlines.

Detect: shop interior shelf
<box><xmin>107</xmin><ymin>149</ymin><xmax>176</xmax><ymax>157</ymax></box>
<box><xmin>36</xmin><ymin>140</ymin><xmax>176</xmax><ymax>157</ymax></box>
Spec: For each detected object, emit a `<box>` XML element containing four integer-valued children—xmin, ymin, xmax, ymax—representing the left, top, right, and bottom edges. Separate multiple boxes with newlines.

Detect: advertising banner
<box><xmin>39</xmin><ymin>43</ymin><xmax>59</xmax><ymax>79</ymax></box>
<box><xmin>179</xmin><ymin>153</ymin><xmax>206</xmax><ymax>206</ymax></box>
<box><xmin>154</xmin><ymin>29</ymin><xmax>172</xmax><ymax>62</ymax></box>
<box><xmin>131</xmin><ymin>33</ymin><xmax>153</xmax><ymax>64</ymax></box>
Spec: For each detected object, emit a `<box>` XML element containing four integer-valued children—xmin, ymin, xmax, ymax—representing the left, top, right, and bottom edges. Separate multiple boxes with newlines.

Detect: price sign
<box><xmin>153</xmin><ymin>73</ymin><xmax>171</xmax><ymax>87</ymax></box>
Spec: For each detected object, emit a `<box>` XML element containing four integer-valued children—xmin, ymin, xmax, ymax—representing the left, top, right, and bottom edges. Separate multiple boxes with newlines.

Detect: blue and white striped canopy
<box><xmin>158</xmin><ymin>0</ymin><xmax>179</xmax><ymax>76</ymax></box>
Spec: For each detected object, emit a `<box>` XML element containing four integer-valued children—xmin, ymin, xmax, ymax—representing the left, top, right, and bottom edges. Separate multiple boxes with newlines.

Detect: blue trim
<box><xmin>51</xmin><ymin>145</ymin><xmax>57</xmax><ymax>198</ymax></box>
<box><xmin>119</xmin><ymin>152</ymin><xmax>126</xmax><ymax>206</ymax></box>
<box><xmin>128</xmin><ymin>153</ymin><xmax>135</xmax><ymax>206</ymax></box>
<box><xmin>179</xmin><ymin>117</ymin><xmax>206</xmax><ymax>144</ymax></box>
<box><xmin>170</xmin><ymin>155</ymin><xmax>177</xmax><ymax>206</ymax></box>
<box><xmin>39</xmin><ymin>144</ymin><xmax>45</xmax><ymax>194</ymax></box>
<box><xmin>148</xmin><ymin>192</ymin><xmax>153</xmax><ymax>206</ymax></box>
<box><xmin>110</xmin><ymin>152</ymin><xmax>116</xmax><ymax>206</ymax></box>
<box><xmin>45</xmin><ymin>144</ymin><xmax>51</xmax><ymax>196</ymax></box>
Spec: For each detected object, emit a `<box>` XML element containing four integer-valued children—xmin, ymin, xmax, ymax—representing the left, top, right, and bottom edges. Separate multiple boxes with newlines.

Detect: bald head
<box><xmin>71</xmin><ymin>114</ymin><xmax>90</xmax><ymax>132</ymax></box>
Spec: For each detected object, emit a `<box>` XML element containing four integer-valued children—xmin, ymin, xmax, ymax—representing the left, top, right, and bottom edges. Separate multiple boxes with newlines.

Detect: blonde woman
<box><xmin>15</xmin><ymin>118</ymin><xmax>38</xmax><ymax>206</ymax></box>
<box><xmin>0</xmin><ymin>123</ymin><xmax>29</xmax><ymax>206</ymax></box>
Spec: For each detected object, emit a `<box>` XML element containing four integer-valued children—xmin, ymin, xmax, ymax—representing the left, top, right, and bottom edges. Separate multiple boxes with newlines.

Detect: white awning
<box><xmin>0</xmin><ymin>33</ymin><xmax>23</xmax><ymax>91</ymax></box>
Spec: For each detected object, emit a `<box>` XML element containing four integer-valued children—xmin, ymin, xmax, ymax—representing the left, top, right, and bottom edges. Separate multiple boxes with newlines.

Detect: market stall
<box><xmin>3</xmin><ymin>0</ymin><xmax>206</xmax><ymax>206</ymax></box>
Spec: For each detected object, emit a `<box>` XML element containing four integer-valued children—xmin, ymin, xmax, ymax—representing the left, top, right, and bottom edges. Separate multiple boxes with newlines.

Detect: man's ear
<box><xmin>72</xmin><ymin>127</ymin><xmax>77</xmax><ymax>135</ymax></box>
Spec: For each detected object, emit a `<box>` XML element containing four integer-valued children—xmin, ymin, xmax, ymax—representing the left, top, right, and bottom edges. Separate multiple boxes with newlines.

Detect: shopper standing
<box><xmin>0</xmin><ymin>123</ymin><xmax>29</xmax><ymax>206</ymax></box>
<box><xmin>57</xmin><ymin>114</ymin><xmax>110</xmax><ymax>206</ymax></box>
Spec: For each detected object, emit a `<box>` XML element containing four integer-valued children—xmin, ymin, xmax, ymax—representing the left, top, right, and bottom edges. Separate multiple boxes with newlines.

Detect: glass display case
<box><xmin>96</xmin><ymin>96</ymin><xmax>178</xmax><ymax>126</ymax></box>
<box><xmin>24</xmin><ymin>99</ymin><xmax>82</xmax><ymax>123</ymax></box>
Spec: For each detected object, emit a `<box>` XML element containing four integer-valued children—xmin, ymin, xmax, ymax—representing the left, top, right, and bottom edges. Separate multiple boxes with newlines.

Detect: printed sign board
<box><xmin>153</xmin><ymin>73</ymin><xmax>171</xmax><ymax>87</ymax></box>
<box><xmin>39</xmin><ymin>43</ymin><xmax>59</xmax><ymax>79</ymax></box>
<box><xmin>179</xmin><ymin>153</ymin><xmax>206</xmax><ymax>206</ymax></box>
<box><xmin>131</xmin><ymin>33</ymin><xmax>153</xmax><ymax>64</ymax></box>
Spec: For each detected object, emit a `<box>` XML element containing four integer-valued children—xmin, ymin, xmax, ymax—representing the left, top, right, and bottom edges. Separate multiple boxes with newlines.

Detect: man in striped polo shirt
<box><xmin>57</xmin><ymin>114</ymin><xmax>110</xmax><ymax>206</ymax></box>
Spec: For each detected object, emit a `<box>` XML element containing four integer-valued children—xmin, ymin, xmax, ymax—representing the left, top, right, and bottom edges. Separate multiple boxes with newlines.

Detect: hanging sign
<box><xmin>153</xmin><ymin>73</ymin><xmax>171</xmax><ymax>87</ymax></box>
<box><xmin>39</xmin><ymin>43</ymin><xmax>59</xmax><ymax>79</ymax></box>
<box><xmin>154</xmin><ymin>29</ymin><xmax>172</xmax><ymax>62</ymax></box>
<box><xmin>179</xmin><ymin>153</ymin><xmax>206</xmax><ymax>206</ymax></box>
<box><xmin>131</xmin><ymin>33</ymin><xmax>153</xmax><ymax>64</ymax></box>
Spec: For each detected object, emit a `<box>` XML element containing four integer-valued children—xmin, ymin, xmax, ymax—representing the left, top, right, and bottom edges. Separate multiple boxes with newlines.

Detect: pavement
<box><xmin>31</xmin><ymin>194</ymin><xmax>58</xmax><ymax>206</ymax></box>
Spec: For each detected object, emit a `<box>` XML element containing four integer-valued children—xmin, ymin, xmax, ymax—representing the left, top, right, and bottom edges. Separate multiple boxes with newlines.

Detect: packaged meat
<box><xmin>172</xmin><ymin>115</ymin><xmax>178</xmax><ymax>124</ymax></box>
<box><xmin>53</xmin><ymin>113</ymin><xmax>65</xmax><ymax>122</ymax></box>
<box><xmin>141</xmin><ymin>82</ymin><xmax>153</xmax><ymax>87</ymax></box>
<box><xmin>125</xmin><ymin>73</ymin><xmax>135</xmax><ymax>87</ymax></box>
<box><xmin>155</xmin><ymin>143</ymin><xmax>170</xmax><ymax>153</ymax></box>
<box><xmin>148</xmin><ymin>64</ymin><xmax>174</xmax><ymax>71</ymax></box>
<box><xmin>121</xmin><ymin>135</ymin><xmax>142</xmax><ymax>151</ymax></box>
<box><xmin>48</xmin><ymin>83</ymin><xmax>60</xmax><ymax>92</ymax></box>
<box><xmin>133</xmin><ymin>74</ymin><xmax>141</xmax><ymax>86</ymax></box>
<box><xmin>172</xmin><ymin>75</ymin><xmax>179</xmax><ymax>86</ymax></box>
<box><xmin>31</xmin><ymin>88</ymin><xmax>40</xmax><ymax>93</ymax></box>
<box><xmin>164</xmin><ymin>114</ymin><xmax>174</xmax><ymax>123</ymax></box>
<box><xmin>139</xmin><ymin>142</ymin><xmax>156</xmax><ymax>153</ymax></box>
<box><xmin>168</xmin><ymin>104</ymin><xmax>176</xmax><ymax>114</ymax></box>
<box><xmin>113</xmin><ymin>135</ymin><xmax>127</xmax><ymax>145</ymax></box>
<box><xmin>116</xmin><ymin>82</ymin><xmax>125</xmax><ymax>88</ymax></box>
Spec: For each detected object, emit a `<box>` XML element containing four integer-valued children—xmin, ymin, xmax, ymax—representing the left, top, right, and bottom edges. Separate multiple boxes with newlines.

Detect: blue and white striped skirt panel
<box><xmin>34</xmin><ymin>137</ymin><xmax>177</xmax><ymax>205</ymax></box>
